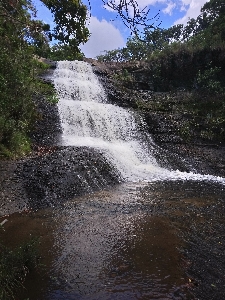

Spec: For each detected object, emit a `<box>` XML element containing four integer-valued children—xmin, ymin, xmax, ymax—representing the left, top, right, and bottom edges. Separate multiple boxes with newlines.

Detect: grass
<box><xmin>0</xmin><ymin>237</ymin><xmax>40</xmax><ymax>300</ymax></box>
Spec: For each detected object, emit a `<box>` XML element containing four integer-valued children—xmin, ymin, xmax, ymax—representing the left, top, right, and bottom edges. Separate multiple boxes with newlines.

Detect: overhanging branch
<box><xmin>102</xmin><ymin>0</ymin><xmax>161</xmax><ymax>35</ymax></box>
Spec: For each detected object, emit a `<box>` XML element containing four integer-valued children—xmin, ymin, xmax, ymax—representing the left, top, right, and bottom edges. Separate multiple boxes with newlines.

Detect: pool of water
<box><xmin>1</xmin><ymin>180</ymin><xmax>224</xmax><ymax>299</ymax></box>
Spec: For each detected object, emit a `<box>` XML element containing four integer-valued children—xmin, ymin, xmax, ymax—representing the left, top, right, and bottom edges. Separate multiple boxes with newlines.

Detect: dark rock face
<box><xmin>0</xmin><ymin>160</ymin><xmax>29</xmax><ymax>216</ymax></box>
<box><xmin>0</xmin><ymin>146</ymin><xmax>121</xmax><ymax>215</ymax></box>
<box><xmin>30</xmin><ymin>95</ymin><xmax>62</xmax><ymax>147</ymax></box>
<box><xmin>142</xmin><ymin>112</ymin><xmax>183</xmax><ymax>144</ymax></box>
<box><xmin>84</xmin><ymin>58</ymin><xmax>141</xmax><ymax>108</ymax></box>
<box><xmin>17</xmin><ymin>147</ymin><xmax>121</xmax><ymax>210</ymax></box>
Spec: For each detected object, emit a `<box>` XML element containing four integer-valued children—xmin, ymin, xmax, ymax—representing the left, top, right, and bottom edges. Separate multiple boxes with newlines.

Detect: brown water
<box><xmin>2</xmin><ymin>180</ymin><xmax>224</xmax><ymax>299</ymax></box>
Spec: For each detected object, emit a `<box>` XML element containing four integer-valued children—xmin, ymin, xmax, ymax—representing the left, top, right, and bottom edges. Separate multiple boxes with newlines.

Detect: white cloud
<box><xmin>174</xmin><ymin>0</ymin><xmax>209</xmax><ymax>25</ymax></box>
<box><xmin>80</xmin><ymin>16</ymin><xmax>125</xmax><ymax>58</ymax></box>
<box><xmin>162</xmin><ymin>2</ymin><xmax>176</xmax><ymax>15</ymax></box>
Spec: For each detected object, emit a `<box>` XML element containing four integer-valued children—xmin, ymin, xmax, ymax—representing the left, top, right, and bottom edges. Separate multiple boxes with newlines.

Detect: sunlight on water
<box><xmin>53</xmin><ymin>60</ymin><xmax>225</xmax><ymax>185</ymax></box>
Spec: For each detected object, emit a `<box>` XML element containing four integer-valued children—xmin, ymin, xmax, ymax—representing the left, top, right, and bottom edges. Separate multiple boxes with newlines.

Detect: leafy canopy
<box><xmin>41</xmin><ymin>0</ymin><xmax>90</xmax><ymax>54</ymax></box>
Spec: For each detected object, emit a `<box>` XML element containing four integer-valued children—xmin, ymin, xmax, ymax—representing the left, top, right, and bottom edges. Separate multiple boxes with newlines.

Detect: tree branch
<box><xmin>101</xmin><ymin>0</ymin><xmax>161</xmax><ymax>35</ymax></box>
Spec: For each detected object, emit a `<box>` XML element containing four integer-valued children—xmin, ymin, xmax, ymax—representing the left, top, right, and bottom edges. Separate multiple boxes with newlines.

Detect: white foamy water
<box><xmin>53</xmin><ymin>60</ymin><xmax>225</xmax><ymax>185</ymax></box>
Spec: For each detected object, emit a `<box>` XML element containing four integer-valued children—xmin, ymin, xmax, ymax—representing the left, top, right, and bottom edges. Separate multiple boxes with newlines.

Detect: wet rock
<box><xmin>30</xmin><ymin>94</ymin><xmax>62</xmax><ymax>147</ymax></box>
<box><xmin>0</xmin><ymin>146</ymin><xmax>121</xmax><ymax>215</ymax></box>
<box><xmin>0</xmin><ymin>160</ymin><xmax>29</xmax><ymax>216</ymax></box>
<box><xmin>17</xmin><ymin>146</ymin><xmax>121</xmax><ymax>210</ymax></box>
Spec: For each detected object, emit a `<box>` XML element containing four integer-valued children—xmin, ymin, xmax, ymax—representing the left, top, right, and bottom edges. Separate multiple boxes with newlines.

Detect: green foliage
<box><xmin>41</xmin><ymin>0</ymin><xmax>90</xmax><ymax>55</ymax></box>
<box><xmin>0</xmin><ymin>238</ymin><xmax>40</xmax><ymax>300</ymax></box>
<box><xmin>48</xmin><ymin>43</ymin><xmax>85</xmax><ymax>61</ymax></box>
<box><xmin>196</xmin><ymin>65</ymin><xmax>224</xmax><ymax>93</ymax></box>
<box><xmin>189</xmin><ymin>93</ymin><xmax>225</xmax><ymax>142</ymax></box>
<box><xmin>124</xmin><ymin>36</ymin><xmax>148</xmax><ymax>60</ymax></box>
<box><xmin>97</xmin><ymin>48</ymin><xmax>125</xmax><ymax>62</ymax></box>
<box><xmin>177</xmin><ymin>92</ymin><xmax>225</xmax><ymax>142</ymax></box>
<box><xmin>26</xmin><ymin>20</ymin><xmax>51</xmax><ymax>58</ymax></box>
<box><xmin>96</xmin><ymin>24</ymin><xmax>185</xmax><ymax>62</ymax></box>
<box><xmin>45</xmin><ymin>92</ymin><xmax>59</xmax><ymax>104</ymax></box>
<box><xmin>179</xmin><ymin>122</ymin><xmax>192</xmax><ymax>141</ymax></box>
<box><xmin>135</xmin><ymin>91</ymin><xmax>225</xmax><ymax>143</ymax></box>
<box><xmin>0</xmin><ymin>0</ymin><xmax>39</xmax><ymax>158</ymax></box>
<box><xmin>113</xmin><ymin>68</ymin><xmax>133</xmax><ymax>84</ymax></box>
<box><xmin>135</xmin><ymin>93</ymin><xmax>176</xmax><ymax>112</ymax></box>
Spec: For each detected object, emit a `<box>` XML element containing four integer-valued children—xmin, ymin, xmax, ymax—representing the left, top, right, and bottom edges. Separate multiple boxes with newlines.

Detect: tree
<box><xmin>97</xmin><ymin>48</ymin><xmax>123</xmax><ymax>62</ymax></box>
<box><xmin>201</xmin><ymin>0</ymin><xmax>225</xmax><ymax>21</ymax></box>
<box><xmin>25</xmin><ymin>20</ymin><xmax>51</xmax><ymax>57</ymax></box>
<box><xmin>201</xmin><ymin>0</ymin><xmax>225</xmax><ymax>41</ymax></box>
<box><xmin>41</xmin><ymin>0</ymin><xmax>90</xmax><ymax>55</ymax></box>
<box><xmin>182</xmin><ymin>0</ymin><xmax>225</xmax><ymax>43</ymax></box>
<box><xmin>101</xmin><ymin>25</ymin><xmax>185</xmax><ymax>62</ymax></box>
<box><xmin>49</xmin><ymin>43</ymin><xmax>85</xmax><ymax>60</ymax></box>
<box><xmin>125</xmin><ymin>36</ymin><xmax>147</xmax><ymax>60</ymax></box>
<box><xmin>35</xmin><ymin>0</ymin><xmax>164</xmax><ymax>59</ymax></box>
<box><xmin>0</xmin><ymin>0</ymin><xmax>39</xmax><ymax>156</ymax></box>
<box><xmin>0</xmin><ymin>0</ymin><xmax>92</xmax><ymax>156</ymax></box>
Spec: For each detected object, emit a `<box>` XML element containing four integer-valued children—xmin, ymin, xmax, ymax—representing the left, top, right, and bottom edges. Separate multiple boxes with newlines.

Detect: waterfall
<box><xmin>53</xmin><ymin>60</ymin><xmax>225</xmax><ymax>184</ymax></box>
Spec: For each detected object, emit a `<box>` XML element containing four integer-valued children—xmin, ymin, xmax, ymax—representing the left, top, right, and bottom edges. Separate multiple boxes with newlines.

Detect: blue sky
<box><xmin>32</xmin><ymin>0</ymin><xmax>208</xmax><ymax>58</ymax></box>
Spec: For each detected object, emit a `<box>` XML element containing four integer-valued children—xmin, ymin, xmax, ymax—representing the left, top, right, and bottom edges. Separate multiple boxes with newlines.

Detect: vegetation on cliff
<box><xmin>97</xmin><ymin>0</ymin><xmax>225</xmax><ymax>91</ymax></box>
<box><xmin>97</xmin><ymin>0</ymin><xmax>225</xmax><ymax>144</ymax></box>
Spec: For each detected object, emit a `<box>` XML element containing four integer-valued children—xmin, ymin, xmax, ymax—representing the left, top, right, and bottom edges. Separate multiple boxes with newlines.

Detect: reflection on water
<box><xmin>49</xmin><ymin>183</ymin><xmax>187</xmax><ymax>300</ymax></box>
<box><xmin>1</xmin><ymin>180</ymin><xmax>224</xmax><ymax>299</ymax></box>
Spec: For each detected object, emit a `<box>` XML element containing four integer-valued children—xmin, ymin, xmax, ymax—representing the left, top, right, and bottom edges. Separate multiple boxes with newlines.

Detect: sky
<box><xmin>33</xmin><ymin>0</ymin><xmax>209</xmax><ymax>58</ymax></box>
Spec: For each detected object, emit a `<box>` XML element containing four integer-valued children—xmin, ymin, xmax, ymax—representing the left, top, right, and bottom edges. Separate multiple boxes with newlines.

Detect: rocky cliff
<box><xmin>85</xmin><ymin>58</ymin><xmax>225</xmax><ymax>178</ymax></box>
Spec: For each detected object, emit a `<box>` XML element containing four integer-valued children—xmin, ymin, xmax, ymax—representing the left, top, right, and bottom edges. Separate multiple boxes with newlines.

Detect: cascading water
<box><xmin>53</xmin><ymin>60</ymin><xmax>225</xmax><ymax>184</ymax></box>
